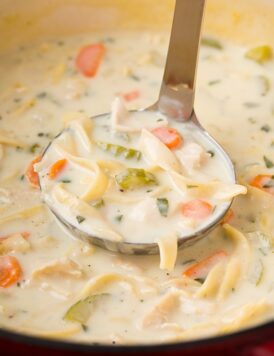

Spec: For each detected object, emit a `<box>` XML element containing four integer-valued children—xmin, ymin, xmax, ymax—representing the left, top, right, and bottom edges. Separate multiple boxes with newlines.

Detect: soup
<box><xmin>0</xmin><ymin>30</ymin><xmax>273</xmax><ymax>345</ymax></box>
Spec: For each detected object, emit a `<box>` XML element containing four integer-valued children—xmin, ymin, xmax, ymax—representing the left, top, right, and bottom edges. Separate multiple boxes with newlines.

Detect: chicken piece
<box><xmin>142</xmin><ymin>291</ymin><xmax>179</xmax><ymax>328</ymax></box>
<box><xmin>175</xmin><ymin>142</ymin><xmax>208</xmax><ymax>172</ymax></box>
<box><xmin>110</xmin><ymin>97</ymin><xmax>129</xmax><ymax>131</ymax></box>
<box><xmin>128</xmin><ymin>197</ymin><xmax>160</xmax><ymax>223</ymax></box>
<box><xmin>0</xmin><ymin>233</ymin><xmax>30</xmax><ymax>254</ymax></box>
<box><xmin>32</xmin><ymin>257</ymin><xmax>84</xmax><ymax>279</ymax></box>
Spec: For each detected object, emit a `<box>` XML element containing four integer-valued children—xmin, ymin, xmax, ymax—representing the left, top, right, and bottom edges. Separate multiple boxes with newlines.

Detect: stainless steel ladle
<box><xmin>43</xmin><ymin>0</ymin><xmax>235</xmax><ymax>254</ymax></box>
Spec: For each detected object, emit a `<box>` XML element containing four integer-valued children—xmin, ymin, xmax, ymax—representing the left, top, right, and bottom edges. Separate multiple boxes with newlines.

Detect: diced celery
<box><xmin>64</xmin><ymin>294</ymin><xmax>106</xmax><ymax>324</ymax></box>
<box><xmin>96</xmin><ymin>142</ymin><xmax>141</xmax><ymax>160</ymax></box>
<box><xmin>245</xmin><ymin>45</ymin><xmax>272</xmax><ymax>64</ymax></box>
<box><xmin>115</xmin><ymin>168</ymin><xmax>158</xmax><ymax>190</ymax></box>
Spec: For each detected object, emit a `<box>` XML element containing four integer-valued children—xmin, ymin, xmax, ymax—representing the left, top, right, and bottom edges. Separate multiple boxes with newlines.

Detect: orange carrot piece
<box><xmin>122</xmin><ymin>90</ymin><xmax>140</xmax><ymax>102</ymax></box>
<box><xmin>0</xmin><ymin>231</ymin><xmax>30</xmax><ymax>241</ymax></box>
<box><xmin>250</xmin><ymin>174</ymin><xmax>274</xmax><ymax>195</ymax></box>
<box><xmin>75</xmin><ymin>43</ymin><xmax>105</xmax><ymax>77</ymax></box>
<box><xmin>183</xmin><ymin>251</ymin><xmax>227</xmax><ymax>279</ymax></box>
<box><xmin>0</xmin><ymin>255</ymin><xmax>22</xmax><ymax>288</ymax></box>
<box><xmin>221</xmin><ymin>209</ymin><xmax>234</xmax><ymax>225</ymax></box>
<box><xmin>25</xmin><ymin>155</ymin><xmax>42</xmax><ymax>188</ymax></box>
<box><xmin>48</xmin><ymin>159</ymin><xmax>67</xmax><ymax>180</ymax></box>
<box><xmin>151</xmin><ymin>127</ymin><xmax>182</xmax><ymax>149</ymax></box>
<box><xmin>181</xmin><ymin>199</ymin><xmax>213</xmax><ymax>220</ymax></box>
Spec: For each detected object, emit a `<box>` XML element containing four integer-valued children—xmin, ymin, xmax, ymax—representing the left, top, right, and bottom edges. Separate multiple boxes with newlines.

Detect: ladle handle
<box><xmin>158</xmin><ymin>0</ymin><xmax>205</xmax><ymax>120</ymax></box>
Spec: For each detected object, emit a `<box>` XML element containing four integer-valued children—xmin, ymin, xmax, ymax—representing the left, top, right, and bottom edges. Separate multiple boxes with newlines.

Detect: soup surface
<box><xmin>0</xmin><ymin>31</ymin><xmax>274</xmax><ymax>344</ymax></box>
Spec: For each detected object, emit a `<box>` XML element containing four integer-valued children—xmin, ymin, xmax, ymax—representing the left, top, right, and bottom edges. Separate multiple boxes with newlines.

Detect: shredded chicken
<box><xmin>32</xmin><ymin>257</ymin><xmax>84</xmax><ymax>279</ymax></box>
<box><xmin>142</xmin><ymin>291</ymin><xmax>180</xmax><ymax>328</ymax></box>
<box><xmin>0</xmin><ymin>233</ymin><xmax>30</xmax><ymax>254</ymax></box>
<box><xmin>175</xmin><ymin>142</ymin><xmax>208</xmax><ymax>173</ymax></box>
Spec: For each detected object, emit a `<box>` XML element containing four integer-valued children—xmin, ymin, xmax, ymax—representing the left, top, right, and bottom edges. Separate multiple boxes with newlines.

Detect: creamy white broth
<box><xmin>37</xmin><ymin>106</ymin><xmax>240</xmax><ymax>247</ymax></box>
<box><xmin>0</xmin><ymin>32</ymin><xmax>273</xmax><ymax>344</ymax></box>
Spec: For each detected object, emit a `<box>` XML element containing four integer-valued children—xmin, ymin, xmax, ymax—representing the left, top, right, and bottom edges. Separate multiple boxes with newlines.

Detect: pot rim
<box><xmin>1</xmin><ymin>318</ymin><xmax>274</xmax><ymax>353</ymax></box>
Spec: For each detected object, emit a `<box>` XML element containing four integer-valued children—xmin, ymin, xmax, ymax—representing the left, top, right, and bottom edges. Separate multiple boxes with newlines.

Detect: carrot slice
<box><xmin>122</xmin><ymin>90</ymin><xmax>140</xmax><ymax>102</ymax></box>
<box><xmin>151</xmin><ymin>127</ymin><xmax>182</xmax><ymax>149</ymax></box>
<box><xmin>26</xmin><ymin>155</ymin><xmax>42</xmax><ymax>188</ymax></box>
<box><xmin>0</xmin><ymin>256</ymin><xmax>22</xmax><ymax>288</ymax></box>
<box><xmin>183</xmin><ymin>251</ymin><xmax>227</xmax><ymax>279</ymax></box>
<box><xmin>48</xmin><ymin>159</ymin><xmax>67</xmax><ymax>180</ymax></box>
<box><xmin>181</xmin><ymin>199</ymin><xmax>213</xmax><ymax>220</ymax></box>
<box><xmin>221</xmin><ymin>209</ymin><xmax>234</xmax><ymax>225</ymax></box>
<box><xmin>250</xmin><ymin>174</ymin><xmax>274</xmax><ymax>195</ymax></box>
<box><xmin>75</xmin><ymin>43</ymin><xmax>105</xmax><ymax>77</ymax></box>
<box><xmin>0</xmin><ymin>231</ymin><xmax>30</xmax><ymax>241</ymax></box>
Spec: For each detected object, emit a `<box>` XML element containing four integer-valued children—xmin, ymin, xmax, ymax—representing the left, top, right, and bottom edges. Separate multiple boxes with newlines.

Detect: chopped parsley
<box><xmin>115</xmin><ymin>214</ymin><xmax>123</xmax><ymax>222</ymax></box>
<box><xmin>156</xmin><ymin>198</ymin><xmax>169</xmax><ymax>217</ymax></box>
<box><xmin>91</xmin><ymin>199</ymin><xmax>105</xmax><ymax>209</ymax></box>
<box><xmin>261</xmin><ymin>124</ymin><xmax>271</xmax><ymax>132</ymax></box>
<box><xmin>207</xmin><ymin>150</ymin><xmax>215</xmax><ymax>157</ymax></box>
<box><xmin>130</xmin><ymin>74</ymin><xmax>140</xmax><ymax>81</ymax></box>
<box><xmin>81</xmin><ymin>324</ymin><xmax>88</xmax><ymax>332</ymax></box>
<box><xmin>208</xmin><ymin>79</ymin><xmax>221</xmax><ymax>86</ymax></box>
<box><xmin>201</xmin><ymin>37</ymin><xmax>223</xmax><ymax>50</ymax></box>
<box><xmin>243</xmin><ymin>102</ymin><xmax>259</xmax><ymax>108</ymax></box>
<box><xmin>263</xmin><ymin>155</ymin><xmax>274</xmax><ymax>168</ymax></box>
<box><xmin>36</xmin><ymin>92</ymin><xmax>47</xmax><ymax>99</ymax></box>
<box><xmin>30</xmin><ymin>143</ymin><xmax>40</xmax><ymax>154</ymax></box>
<box><xmin>194</xmin><ymin>278</ymin><xmax>205</xmax><ymax>284</ymax></box>
<box><xmin>76</xmin><ymin>215</ymin><xmax>85</xmax><ymax>224</ymax></box>
<box><xmin>248</xmin><ymin>117</ymin><xmax>256</xmax><ymax>124</ymax></box>
<box><xmin>61</xmin><ymin>179</ymin><xmax>71</xmax><ymax>184</ymax></box>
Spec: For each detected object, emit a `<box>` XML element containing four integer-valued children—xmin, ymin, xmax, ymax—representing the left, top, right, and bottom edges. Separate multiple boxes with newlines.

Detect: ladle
<box><xmin>42</xmin><ymin>0</ymin><xmax>235</xmax><ymax>254</ymax></box>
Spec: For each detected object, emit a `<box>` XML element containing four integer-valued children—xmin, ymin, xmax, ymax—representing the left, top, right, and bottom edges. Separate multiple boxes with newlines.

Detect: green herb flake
<box><xmin>156</xmin><ymin>198</ymin><xmax>169</xmax><ymax>217</ymax></box>
<box><xmin>248</xmin><ymin>117</ymin><xmax>256</xmax><ymax>124</ymax></box>
<box><xmin>36</xmin><ymin>92</ymin><xmax>47</xmax><ymax>99</ymax></box>
<box><xmin>181</xmin><ymin>259</ymin><xmax>196</xmax><ymax>265</ymax></box>
<box><xmin>61</xmin><ymin>179</ymin><xmax>71</xmax><ymax>184</ymax></box>
<box><xmin>208</xmin><ymin>79</ymin><xmax>221</xmax><ymax>86</ymax></box>
<box><xmin>130</xmin><ymin>74</ymin><xmax>140</xmax><ymax>81</ymax></box>
<box><xmin>81</xmin><ymin>324</ymin><xmax>88</xmax><ymax>332</ymax></box>
<box><xmin>194</xmin><ymin>278</ymin><xmax>205</xmax><ymax>284</ymax></box>
<box><xmin>258</xmin><ymin>75</ymin><xmax>271</xmax><ymax>96</ymax></box>
<box><xmin>261</xmin><ymin>124</ymin><xmax>271</xmax><ymax>132</ymax></box>
<box><xmin>187</xmin><ymin>184</ymin><xmax>199</xmax><ymax>189</ymax></box>
<box><xmin>243</xmin><ymin>102</ymin><xmax>259</xmax><ymax>108</ymax></box>
<box><xmin>115</xmin><ymin>214</ymin><xmax>123</xmax><ymax>222</ymax></box>
<box><xmin>76</xmin><ymin>215</ymin><xmax>85</xmax><ymax>224</ymax></box>
<box><xmin>263</xmin><ymin>155</ymin><xmax>274</xmax><ymax>168</ymax></box>
<box><xmin>207</xmin><ymin>150</ymin><xmax>215</xmax><ymax>157</ymax></box>
<box><xmin>201</xmin><ymin>37</ymin><xmax>223</xmax><ymax>50</ymax></box>
<box><xmin>20</xmin><ymin>174</ymin><xmax>24</xmax><ymax>181</ymax></box>
<box><xmin>29</xmin><ymin>143</ymin><xmax>40</xmax><ymax>154</ymax></box>
<box><xmin>102</xmin><ymin>37</ymin><xmax>115</xmax><ymax>43</ymax></box>
<box><xmin>91</xmin><ymin>199</ymin><xmax>105</xmax><ymax>209</ymax></box>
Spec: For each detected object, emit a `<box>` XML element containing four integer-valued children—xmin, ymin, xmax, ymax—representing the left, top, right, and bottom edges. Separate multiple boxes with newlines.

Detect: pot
<box><xmin>0</xmin><ymin>0</ymin><xmax>274</xmax><ymax>354</ymax></box>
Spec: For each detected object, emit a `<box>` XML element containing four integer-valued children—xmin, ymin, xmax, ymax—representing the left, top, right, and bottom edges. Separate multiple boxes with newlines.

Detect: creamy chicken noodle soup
<box><xmin>0</xmin><ymin>32</ymin><xmax>274</xmax><ymax>344</ymax></box>
<box><xmin>36</xmin><ymin>97</ymin><xmax>245</xmax><ymax>263</ymax></box>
